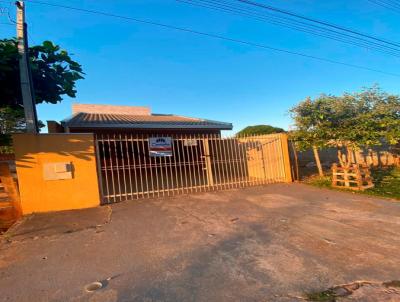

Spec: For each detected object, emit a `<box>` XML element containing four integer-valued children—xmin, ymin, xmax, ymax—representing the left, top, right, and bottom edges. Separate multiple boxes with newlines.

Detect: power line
<box><xmin>21</xmin><ymin>0</ymin><xmax>400</xmax><ymax>77</ymax></box>
<box><xmin>367</xmin><ymin>0</ymin><xmax>400</xmax><ymax>13</ymax></box>
<box><xmin>236</xmin><ymin>0</ymin><xmax>400</xmax><ymax>48</ymax></box>
<box><xmin>178</xmin><ymin>0</ymin><xmax>400</xmax><ymax>57</ymax></box>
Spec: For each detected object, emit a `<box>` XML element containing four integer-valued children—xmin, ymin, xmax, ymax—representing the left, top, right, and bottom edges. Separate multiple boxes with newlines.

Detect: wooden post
<box><xmin>332</xmin><ymin>163</ymin><xmax>337</xmax><ymax>187</ymax></box>
<box><xmin>280</xmin><ymin>133</ymin><xmax>293</xmax><ymax>183</ymax></box>
<box><xmin>202</xmin><ymin>138</ymin><xmax>214</xmax><ymax>187</ymax></box>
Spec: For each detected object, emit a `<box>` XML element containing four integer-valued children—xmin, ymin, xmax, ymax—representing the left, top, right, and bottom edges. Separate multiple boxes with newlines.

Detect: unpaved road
<box><xmin>0</xmin><ymin>183</ymin><xmax>399</xmax><ymax>301</ymax></box>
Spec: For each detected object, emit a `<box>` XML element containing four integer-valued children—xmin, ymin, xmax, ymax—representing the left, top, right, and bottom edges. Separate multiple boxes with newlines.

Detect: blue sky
<box><xmin>1</xmin><ymin>0</ymin><xmax>399</xmax><ymax>134</ymax></box>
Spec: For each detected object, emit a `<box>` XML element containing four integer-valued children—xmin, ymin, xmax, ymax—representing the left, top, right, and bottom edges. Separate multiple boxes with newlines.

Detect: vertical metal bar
<box><xmin>182</xmin><ymin>135</ymin><xmax>192</xmax><ymax>192</ymax></box>
<box><xmin>107</xmin><ymin>134</ymin><xmax>117</xmax><ymax>203</ymax></box>
<box><xmin>233</xmin><ymin>136</ymin><xmax>244</xmax><ymax>188</ymax></box>
<box><xmin>94</xmin><ymin>135</ymin><xmax>105</xmax><ymax>204</ymax></box>
<box><xmin>216</xmin><ymin>134</ymin><xmax>226</xmax><ymax>188</ymax></box>
<box><xmin>263</xmin><ymin>137</ymin><xmax>273</xmax><ymax>184</ymax></box>
<box><xmin>199</xmin><ymin>134</ymin><xmax>207</xmax><ymax>192</ymax></box>
<box><xmin>192</xmin><ymin>134</ymin><xmax>200</xmax><ymax>191</ymax></box>
<box><xmin>248</xmin><ymin>135</ymin><xmax>259</xmax><ymax>187</ymax></box>
<box><xmin>162</xmin><ymin>135</ymin><xmax>170</xmax><ymax>196</ymax></box>
<box><xmin>112</xmin><ymin>134</ymin><xmax>122</xmax><ymax>201</ymax></box>
<box><xmin>124</xmin><ymin>134</ymin><xmax>133</xmax><ymax>200</ymax></box>
<box><xmin>241</xmin><ymin>135</ymin><xmax>250</xmax><ymax>187</ymax></box>
<box><xmin>208</xmin><ymin>134</ymin><xmax>215</xmax><ymax>190</ymax></box>
<box><xmin>212</xmin><ymin>134</ymin><xmax>222</xmax><ymax>190</ymax></box>
<box><xmin>100</xmin><ymin>134</ymin><xmax>110</xmax><ymax>203</ymax></box>
<box><xmin>168</xmin><ymin>135</ymin><xmax>175</xmax><ymax>195</ymax></box>
<box><xmin>140</xmin><ymin>134</ymin><xmax>150</xmax><ymax>198</ymax></box>
<box><xmin>227</xmin><ymin>136</ymin><xmax>238</xmax><ymax>188</ymax></box>
<box><xmin>220</xmin><ymin>135</ymin><xmax>228</xmax><ymax>189</ymax></box>
<box><xmin>177</xmin><ymin>135</ymin><xmax>185</xmax><ymax>194</ymax></box>
<box><xmin>172</xmin><ymin>137</ymin><xmax>180</xmax><ymax>195</ymax></box>
<box><xmin>262</xmin><ymin>136</ymin><xmax>271</xmax><ymax>184</ymax></box>
<box><xmin>187</xmin><ymin>134</ymin><xmax>197</xmax><ymax>192</ymax></box>
<box><xmin>119</xmin><ymin>134</ymin><xmax>127</xmax><ymax>201</ymax></box>
<box><xmin>222</xmin><ymin>136</ymin><xmax>233</xmax><ymax>189</ymax></box>
<box><xmin>157</xmin><ymin>135</ymin><xmax>165</xmax><ymax>196</ymax></box>
<box><xmin>255</xmin><ymin>135</ymin><xmax>265</xmax><ymax>186</ymax></box>
<box><xmin>149</xmin><ymin>134</ymin><xmax>158</xmax><ymax>197</ymax></box>
<box><xmin>135</xmin><ymin>135</ymin><xmax>145</xmax><ymax>199</ymax></box>
<box><xmin>201</xmin><ymin>134</ymin><xmax>211</xmax><ymax>191</ymax></box>
<box><xmin>129</xmin><ymin>134</ymin><xmax>139</xmax><ymax>199</ymax></box>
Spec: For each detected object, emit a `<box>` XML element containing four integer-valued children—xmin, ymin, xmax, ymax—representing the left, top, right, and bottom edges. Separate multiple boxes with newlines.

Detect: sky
<box><xmin>1</xmin><ymin>0</ymin><xmax>400</xmax><ymax>134</ymax></box>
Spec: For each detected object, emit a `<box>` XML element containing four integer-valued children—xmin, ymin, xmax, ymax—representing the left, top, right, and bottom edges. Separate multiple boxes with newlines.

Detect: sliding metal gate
<box><xmin>95</xmin><ymin>133</ymin><xmax>291</xmax><ymax>203</ymax></box>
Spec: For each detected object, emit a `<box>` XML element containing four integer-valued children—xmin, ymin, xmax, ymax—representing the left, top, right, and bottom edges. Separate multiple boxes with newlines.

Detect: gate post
<box><xmin>202</xmin><ymin>138</ymin><xmax>214</xmax><ymax>187</ymax></box>
<box><xmin>280</xmin><ymin>133</ymin><xmax>293</xmax><ymax>182</ymax></box>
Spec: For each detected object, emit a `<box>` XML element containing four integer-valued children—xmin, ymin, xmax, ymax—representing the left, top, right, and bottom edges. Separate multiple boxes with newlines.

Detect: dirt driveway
<box><xmin>1</xmin><ymin>183</ymin><xmax>400</xmax><ymax>302</ymax></box>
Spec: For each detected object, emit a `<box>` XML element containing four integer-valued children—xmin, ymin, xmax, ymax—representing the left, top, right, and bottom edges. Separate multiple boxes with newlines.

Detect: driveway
<box><xmin>0</xmin><ymin>183</ymin><xmax>400</xmax><ymax>301</ymax></box>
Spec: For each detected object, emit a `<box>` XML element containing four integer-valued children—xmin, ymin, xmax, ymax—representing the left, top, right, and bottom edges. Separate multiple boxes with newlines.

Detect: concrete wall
<box><xmin>13</xmin><ymin>134</ymin><xmax>101</xmax><ymax>214</ymax></box>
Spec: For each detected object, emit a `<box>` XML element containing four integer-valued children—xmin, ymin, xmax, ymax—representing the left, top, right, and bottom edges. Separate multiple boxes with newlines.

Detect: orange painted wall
<box><xmin>13</xmin><ymin>134</ymin><xmax>101</xmax><ymax>214</ymax></box>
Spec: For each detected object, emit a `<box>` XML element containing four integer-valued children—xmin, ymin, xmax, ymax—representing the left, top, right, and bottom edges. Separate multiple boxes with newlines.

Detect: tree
<box><xmin>1</xmin><ymin>38</ymin><xmax>84</xmax><ymax>107</ymax></box>
<box><xmin>236</xmin><ymin>125</ymin><xmax>285</xmax><ymax>137</ymax></box>
<box><xmin>290</xmin><ymin>87</ymin><xmax>400</xmax><ymax>171</ymax></box>
<box><xmin>289</xmin><ymin>95</ymin><xmax>337</xmax><ymax>176</ymax></box>
<box><xmin>0</xmin><ymin>38</ymin><xmax>84</xmax><ymax>150</ymax></box>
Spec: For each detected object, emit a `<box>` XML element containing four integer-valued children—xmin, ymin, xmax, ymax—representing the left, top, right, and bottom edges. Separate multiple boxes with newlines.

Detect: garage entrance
<box><xmin>95</xmin><ymin>133</ymin><xmax>291</xmax><ymax>203</ymax></box>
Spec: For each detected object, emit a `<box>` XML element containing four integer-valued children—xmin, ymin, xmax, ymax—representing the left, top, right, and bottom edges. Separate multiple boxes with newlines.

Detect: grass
<box><xmin>305</xmin><ymin>166</ymin><xmax>400</xmax><ymax>200</ymax></box>
<box><xmin>305</xmin><ymin>289</ymin><xmax>337</xmax><ymax>302</ymax></box>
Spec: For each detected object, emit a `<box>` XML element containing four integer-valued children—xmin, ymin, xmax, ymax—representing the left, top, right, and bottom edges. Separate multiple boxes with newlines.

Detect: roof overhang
<box><xmin>63</xmin><ymin>123</ymin><xmax>233</xmax><ymax>130</ymax></box>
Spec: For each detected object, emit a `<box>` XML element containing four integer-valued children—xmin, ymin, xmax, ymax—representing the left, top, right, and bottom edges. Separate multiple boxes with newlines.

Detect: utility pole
<box><xmin>16</xmin><ymin>1</ymin><xmax>38</xmax><ymax>133</ymax></box>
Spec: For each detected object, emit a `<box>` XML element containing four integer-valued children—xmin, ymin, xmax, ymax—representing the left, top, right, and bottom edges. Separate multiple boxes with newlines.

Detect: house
<box><xmin>47</xmin><ymin>103</ymin><xmax>233</xmax><ymax>136</ymax></box>
<box><xmin>43</xmin><ymin>103</ymin><xmax>289</xmax><ymax>204</ymax></box>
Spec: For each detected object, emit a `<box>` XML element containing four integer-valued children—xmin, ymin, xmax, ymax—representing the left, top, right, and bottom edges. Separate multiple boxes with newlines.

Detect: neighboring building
<box><xmin>48</xmin><ymin>103</ymin><xmax>232</xmax><ymax>136</ymax></box>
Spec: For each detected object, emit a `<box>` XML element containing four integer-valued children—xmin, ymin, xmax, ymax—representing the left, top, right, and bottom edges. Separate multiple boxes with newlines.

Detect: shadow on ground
<box><xmin>1</xmin><ymin>183</ymin><xmax>400</xmax><ymax>301</ymax></box>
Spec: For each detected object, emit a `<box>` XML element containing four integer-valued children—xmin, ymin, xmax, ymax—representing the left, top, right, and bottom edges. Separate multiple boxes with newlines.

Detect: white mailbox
<box><xmin>43</xmin><ymin>162</ymin><xmax>73</xmax><ymax>181</ymax></box>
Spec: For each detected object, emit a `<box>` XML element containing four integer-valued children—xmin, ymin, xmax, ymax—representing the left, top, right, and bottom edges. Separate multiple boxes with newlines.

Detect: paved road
<box><xmin>1</xmin><ymin>184</ymin><xmax>400</xmax><ymax>301</ymax></box>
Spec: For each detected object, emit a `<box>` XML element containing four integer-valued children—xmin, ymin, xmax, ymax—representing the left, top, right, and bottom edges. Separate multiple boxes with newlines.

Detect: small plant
<box><xmin>304</xmin><ymin>175</ymin><xmax>331</xmax><ymax>188</ymax></box>
<box><xmin>305</xmin><ymin>289</ymin><xmax>336</xmax><ymax>302</ymax></box>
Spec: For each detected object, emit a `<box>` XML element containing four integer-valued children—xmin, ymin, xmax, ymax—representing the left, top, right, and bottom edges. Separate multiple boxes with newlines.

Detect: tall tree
<box><xmin>0</xmin><ymin>38</ymin><xmax>84</xmax><ymax>149</ymax></box>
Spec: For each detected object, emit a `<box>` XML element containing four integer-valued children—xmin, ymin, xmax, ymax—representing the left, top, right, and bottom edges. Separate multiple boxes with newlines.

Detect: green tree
<box><xmin>290</xmin><ymin>87</ymin><xmax>400</xmax><ymax>171</ymax></box>
<box><xmin>1</xmin><ymin>38</ymin><xmax>84</xmax><ymax>107</ymax></box>
<box><xmin>236</xmin><ymin>125</ymin><xmax>285</xmax><ymax>137</ymax></box>
<box><xmin>0</xmin><ymin>38</ymin><xmax>84</xmax><ymax>150</ymax></box>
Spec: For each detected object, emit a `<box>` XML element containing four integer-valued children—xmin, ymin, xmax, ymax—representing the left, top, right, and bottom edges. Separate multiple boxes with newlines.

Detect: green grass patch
<box><xmin>305</xmin><ymin>289</ymin><xmax>337</xmax><ymax>302</ymax></box>
<box><xmin>305</xmin><ymin>166</ymin><xmax>400</xmax><ymax>200</ymax></box>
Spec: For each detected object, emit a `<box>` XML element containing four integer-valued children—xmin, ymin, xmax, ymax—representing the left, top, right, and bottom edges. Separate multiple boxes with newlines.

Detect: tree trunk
<box><xmin>312</xmin><ymin>145</ymin><xmax>324</xmax><ymax>176</ymax></box>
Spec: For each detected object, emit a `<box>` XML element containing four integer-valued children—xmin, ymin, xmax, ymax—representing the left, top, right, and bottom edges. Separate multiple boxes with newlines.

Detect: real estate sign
<box><xmin>149</xmin><ymin>137</ymin><xmax>173</xmax><ymax>157</ymax></box>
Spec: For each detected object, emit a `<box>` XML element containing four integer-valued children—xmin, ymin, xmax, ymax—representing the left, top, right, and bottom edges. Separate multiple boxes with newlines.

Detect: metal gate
<box><xmin>95</xmin><ymin>133</ymin><xmax>291</xmax><ymax>203</ymax></box>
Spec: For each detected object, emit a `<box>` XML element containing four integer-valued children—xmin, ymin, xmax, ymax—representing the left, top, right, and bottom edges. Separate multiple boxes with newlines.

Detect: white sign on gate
<box><xmin>184</xmin><ymin>139</ymin><xmax>198</xmax><ymax>147</ymax></box>
<box><xmin>149</xmin><ymin>137</ymin><xmax>173</xmax><ymax>157</ymax></box>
